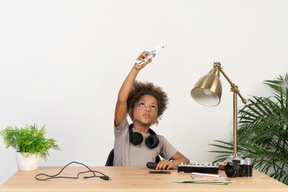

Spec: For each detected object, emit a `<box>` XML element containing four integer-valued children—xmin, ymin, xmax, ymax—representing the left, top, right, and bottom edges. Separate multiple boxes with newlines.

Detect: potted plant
<box><xmin>209</xmin><ymin>74</ymin><xmax>288</xmax><ymax>184</ymax></box>
<box><xmin>0</xmin><ymin>123</ymin><xmax>61</xmax><ymax>171</ymax></box>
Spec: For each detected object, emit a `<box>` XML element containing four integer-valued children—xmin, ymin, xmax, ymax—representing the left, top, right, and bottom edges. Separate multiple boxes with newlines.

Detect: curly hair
<box><xmin>127</xmin><ymin>81</ymin><xmax>168</xmax><ymax>118</ymax></box>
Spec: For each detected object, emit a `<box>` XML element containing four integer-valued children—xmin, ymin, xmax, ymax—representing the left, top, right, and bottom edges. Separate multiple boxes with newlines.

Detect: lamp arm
<box><xmin>214</xmin><ymin>62</ymin><xmax>247</xmax><ymax>104</ymax></box>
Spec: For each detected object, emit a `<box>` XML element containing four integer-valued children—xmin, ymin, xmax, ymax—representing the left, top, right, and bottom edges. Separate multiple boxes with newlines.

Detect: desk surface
<box><xmin>1</xmin><ymin>166</ymin><xmax>288</xmax><ymax>192</ymax></box>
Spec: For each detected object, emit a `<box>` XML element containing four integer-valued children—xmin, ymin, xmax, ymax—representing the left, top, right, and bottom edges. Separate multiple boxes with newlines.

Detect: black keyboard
<box><xmin>178</xmin><ymin>163</ymin><xmax>219</xmax><ymax>173</ymax></box>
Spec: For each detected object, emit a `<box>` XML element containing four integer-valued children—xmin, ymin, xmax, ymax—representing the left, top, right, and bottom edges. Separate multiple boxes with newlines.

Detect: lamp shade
<box><xmin>191</xmin><ymin>67</ymin><xmax>222</xmax><ymax>107</ymax></box>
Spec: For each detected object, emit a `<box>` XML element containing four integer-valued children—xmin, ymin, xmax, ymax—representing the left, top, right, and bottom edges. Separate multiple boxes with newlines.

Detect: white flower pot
<box><xmin>16</xmin><ymin>152</ymin><xmax>40</xmax><ymax>171</ymax></box>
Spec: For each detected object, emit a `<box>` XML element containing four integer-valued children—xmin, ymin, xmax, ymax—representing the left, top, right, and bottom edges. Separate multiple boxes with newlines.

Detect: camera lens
<box><xmin>225</xmin><ymin>162</ymin><xmax>242</xmax><ymax>177</ymax></box>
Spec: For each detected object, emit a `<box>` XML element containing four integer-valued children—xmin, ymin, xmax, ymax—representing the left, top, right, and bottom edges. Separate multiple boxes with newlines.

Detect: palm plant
<box><xmin>210</xmin><ymin>74</ymin><xmax>288</xmax><ymax>184</ymax></box>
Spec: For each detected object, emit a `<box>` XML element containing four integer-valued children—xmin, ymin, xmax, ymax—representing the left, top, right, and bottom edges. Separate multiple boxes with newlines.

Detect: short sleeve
<box><xmin>159</xmin><ymin>136</ymin><xmax>178</xmax><ymax>160</ymax></box>
<box><xmin>114</xmin><ymin>118</ymin><xmax>129</xmax><ymax>137</ymax></box>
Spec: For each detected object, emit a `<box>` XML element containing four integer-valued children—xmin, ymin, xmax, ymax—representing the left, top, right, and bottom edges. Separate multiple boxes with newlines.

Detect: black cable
<box><xmin>35</xmin><ymin>161</ymin><xmax>110</xmax><ymax>181</ymax></box>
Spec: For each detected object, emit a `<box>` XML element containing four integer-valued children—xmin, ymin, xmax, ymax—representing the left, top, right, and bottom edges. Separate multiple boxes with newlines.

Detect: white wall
<box><xmin>0</xmin><ymin>0</ymin><xmax>287</xmax><ymax>185</ymax></box>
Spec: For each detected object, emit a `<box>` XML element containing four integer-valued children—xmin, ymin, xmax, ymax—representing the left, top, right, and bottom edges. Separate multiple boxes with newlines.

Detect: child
<box><xmin>113</xmin><ymin>51</ymin><xmax>190</xmax><ymax>170</ymax></box>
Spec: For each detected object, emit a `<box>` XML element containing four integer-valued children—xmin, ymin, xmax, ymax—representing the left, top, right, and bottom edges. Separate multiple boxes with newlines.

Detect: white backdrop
<box><xmin>1</xmin><ymin>0</ymin><xmax>288</xmax><ymax>185</ymax></box>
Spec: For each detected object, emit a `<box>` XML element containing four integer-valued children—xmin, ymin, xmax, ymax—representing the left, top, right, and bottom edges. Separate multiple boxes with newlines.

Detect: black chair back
<box><xmin>105</xmin><ymin>149</ymin><xmax>161</xmax><ymax>166</ymax></box>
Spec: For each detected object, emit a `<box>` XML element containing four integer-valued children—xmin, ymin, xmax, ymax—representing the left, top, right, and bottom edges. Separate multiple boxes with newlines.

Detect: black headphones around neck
<box><xmin>129</xmin><ymin>124</ymin><xmax>159</xmax><ymax>149</ymax></box>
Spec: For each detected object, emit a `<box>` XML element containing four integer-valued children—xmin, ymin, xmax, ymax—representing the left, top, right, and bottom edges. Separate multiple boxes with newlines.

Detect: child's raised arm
<box><xmin>114</xmin><ymin>51</ymin><xmax>152</xmax><ymax>127</ymax></box>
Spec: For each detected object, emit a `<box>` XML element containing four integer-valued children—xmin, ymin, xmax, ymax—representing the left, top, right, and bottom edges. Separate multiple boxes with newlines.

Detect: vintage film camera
<box><xmin>225</xmin><ymin>156</ymin><xmax>253</xmax><ymax>178</ymax></box>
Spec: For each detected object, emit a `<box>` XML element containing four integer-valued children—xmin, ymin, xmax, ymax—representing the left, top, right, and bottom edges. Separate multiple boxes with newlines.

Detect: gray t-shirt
<box><xmin>113</xmin><ymin>117</ymin><xmax>178</xmax><ymax>166</ymax></box>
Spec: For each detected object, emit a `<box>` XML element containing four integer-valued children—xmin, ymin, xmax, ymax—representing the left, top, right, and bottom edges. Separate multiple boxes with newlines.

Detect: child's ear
<box><xmin>128</xmin><ymin>108</ymin><xmax>133</xmax><ymax>119</ymax></box>
<box><xmin>153</xmin><ymin>119</ymin><xmax>159</xmax><ymax>124</ymax></box>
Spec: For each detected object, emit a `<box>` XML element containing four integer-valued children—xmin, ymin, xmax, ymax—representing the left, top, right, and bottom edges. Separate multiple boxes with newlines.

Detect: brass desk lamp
<box><xmin>190</xmin><ymin>62</ymin><xmax>247</xmax><ymax>157</ymax></box>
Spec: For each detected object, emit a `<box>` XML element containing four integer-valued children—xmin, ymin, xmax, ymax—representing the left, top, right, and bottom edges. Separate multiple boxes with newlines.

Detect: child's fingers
<box><xmin>135</xmin><ymin>51</ymin><xmax>152</xmax><ymax>67</ymax></box>
<box><xmin>156</xmin><ymin>160</ymin><xmax>170</xmax><ymax>170</ymax></box>
<box><xmin>138</xmin><ymin>51</ymin><xmax>149</xmax><ymax>60</ymax></box>
<box><xmin>147</xmin><ymin>57</ymin><xmax>152</xmax><ymax>63</ymax></box>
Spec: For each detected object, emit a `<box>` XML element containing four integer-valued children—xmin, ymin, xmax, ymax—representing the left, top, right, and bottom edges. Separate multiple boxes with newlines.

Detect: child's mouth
<box><xmin>144</xmin><ymin>114</ymin><xmax>150</xmax><ymax>118</ymax></box>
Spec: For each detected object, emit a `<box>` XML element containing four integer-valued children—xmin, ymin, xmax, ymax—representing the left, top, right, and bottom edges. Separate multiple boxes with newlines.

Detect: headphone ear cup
<box><xmin>130</xmin><ymin>132</ymin><xmax>143</xmax><ymax>146</ymax></box>
<box><xmin>145</xmin><ymin>135</ymin><xmax>159</xmax><ymax>149</ymax></box>
<box><xmin>129</xmin><ymin>124</ymin><xmax>144</xmax><ymax>146</ymax></box>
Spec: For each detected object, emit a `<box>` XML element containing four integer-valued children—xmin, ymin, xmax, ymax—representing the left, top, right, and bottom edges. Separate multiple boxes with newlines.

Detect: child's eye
<box><xmin>151</xmin><ymin>106</ymin><xmax>157</xmax><ymax>110</ymax></box>
<box><xmin>139</xmin><ymin>103</ymin><xmax>145</xmax><ymax>107</ymax></box>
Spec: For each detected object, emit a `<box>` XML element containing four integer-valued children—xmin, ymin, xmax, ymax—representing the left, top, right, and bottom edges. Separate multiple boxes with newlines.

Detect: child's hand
<box><xmin>156</xmin><ymin>159</ymin><xmax>175</xmax><ymax>170</ymax></box>
<box><xmin>134</xmin><ymin>51</ymin><xmax>152</xmax><ymax>69</ymax></box>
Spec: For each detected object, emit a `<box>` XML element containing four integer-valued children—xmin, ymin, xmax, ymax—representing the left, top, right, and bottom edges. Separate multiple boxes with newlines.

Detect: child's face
<box><xmin>130</xmin><ymin>94</ymin><xmax>158</xmax><ymax>125</ymax></box>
